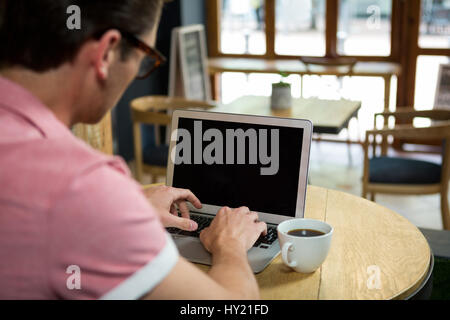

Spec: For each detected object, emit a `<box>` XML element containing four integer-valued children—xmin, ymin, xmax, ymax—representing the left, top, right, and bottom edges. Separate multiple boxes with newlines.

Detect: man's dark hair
<box><xmin>0</xmin><ymin>0</ymin><xmax>164</xmax><ymax>72</ymax></box>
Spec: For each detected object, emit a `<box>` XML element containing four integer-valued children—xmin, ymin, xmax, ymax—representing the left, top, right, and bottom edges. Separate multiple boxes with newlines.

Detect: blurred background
<box><xmin>107</xmin><ymin>0</ymin><xmax>450</xmax><ymax>230</ymax></box>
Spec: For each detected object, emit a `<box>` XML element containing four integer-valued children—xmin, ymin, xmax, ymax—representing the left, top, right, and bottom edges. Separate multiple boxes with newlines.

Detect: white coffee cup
<box><xmin>277</xmin><ymin>218</ymin><xmax>333</xmax><ymax>273</ymax></box>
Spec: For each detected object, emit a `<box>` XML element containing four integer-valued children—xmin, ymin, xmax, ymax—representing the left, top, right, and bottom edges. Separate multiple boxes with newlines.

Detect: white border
<box><xmin>166</xmin><ymin>110</ymin><xmax>313</xmax><ymax>225</ymax></box>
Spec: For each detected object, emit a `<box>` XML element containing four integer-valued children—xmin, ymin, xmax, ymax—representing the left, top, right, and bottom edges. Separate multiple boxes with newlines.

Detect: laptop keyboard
<box><xmin>166</xmin><ymin>214</ymin><xmax>278</xmax><ymax>248</ymax></box>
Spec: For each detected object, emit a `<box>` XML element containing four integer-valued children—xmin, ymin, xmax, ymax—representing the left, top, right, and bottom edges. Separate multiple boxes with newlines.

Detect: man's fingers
<box><xmin>217</xmin><ymin>206</ymin><xmax>229</xmax><ymax>216</ymax></box>
<box><xmin>173</xmin><ymin>188</ymin><xmax>202</xmax><ymax>209</ymax></box>
<box><xmin>177</xmin><ymin>200</ymin><xmax>191</xmax><ymax>219</ymax></box>
<box><xmin>246</xmin><ymin>211</ymin><xmax>259</xmax><ymax>222</ymax></box>
<box><xmin>170</xmin><ymin>204</ymin><xmax>178</xmax><ymax>216</ymax></box>
<box><xmin>235</xmin><ymin>206</ymin><xmax>250</xmax><ymax>214</ymax></box>
<box><xmin>199</xmin><ymin>227</ymin><xmax>211</xmax><ymax>253</ymax></box>
<box><xmin>245</xmin><ymin>211</ymin><xmax>266</xmax><ymax>236</ymax></box>
<box><xmin>199</xmin><ymin>226</ymin><xmax>209</xmax><ymax>239</ymax></box>
<box><xmin>256</xmin><ymin>221</ymin><xmax>268</xmax><ymax>236</ymax></box>
<box><xmin>164</xmin><ymin>213</ymin><xmax>198</xmax><ymax>231</ymax></box>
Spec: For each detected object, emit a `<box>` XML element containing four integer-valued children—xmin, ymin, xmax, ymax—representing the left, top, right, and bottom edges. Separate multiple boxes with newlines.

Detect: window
<box><xmin>216</xmin><ymin>0</ymin><xmax>396</xmax><ymax>58</ymax></box>
<box><xmin>337</xmin><ymin>0</ymin><xmax>392</xmax><ymax>56</ymax></box>
<box><xmin>221</xmin><ymin>72</ymin><xmax>281</xmax><ymax>103</ymax></box>
<box><xmin>414</xmin><ymin>55</ymin><xmax>450</xmax><ymax>109</ymax></box>
<box><xmin>220</xmin><ymin>0</ymin><xmax>266</xmax><ymax>54</ymax></box>
<box><xmin>419</xmin><ymin>0</ymin><xmax>450</xmax><ymax>49</ymax></box>
<box><xmin>275</xmin><ymin>0</ymin><xmax>326</xmax><ymax>56</ymax></box>
<box><xmin>208</xmin><ymin>0</ymin><xmax>450</xmax><ymax>149</ymax></box>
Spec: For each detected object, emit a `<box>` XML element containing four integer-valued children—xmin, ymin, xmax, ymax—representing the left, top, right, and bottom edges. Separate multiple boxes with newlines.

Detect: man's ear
<box><xmin>94</xmin><ymin>30</ymin><xmax>122</xmax><ymax>81</ymax></box>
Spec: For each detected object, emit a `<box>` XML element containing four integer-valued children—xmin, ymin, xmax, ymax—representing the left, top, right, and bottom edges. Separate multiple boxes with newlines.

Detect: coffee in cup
<box><xmin>277</xmin><ymin>218</ymin><xmax>333</xmax><ymax>273</ymax></box>
<box><xmin>287</xmin><ymin>229</ymin><xmax>325</xmax><ymax>237</ymax></box>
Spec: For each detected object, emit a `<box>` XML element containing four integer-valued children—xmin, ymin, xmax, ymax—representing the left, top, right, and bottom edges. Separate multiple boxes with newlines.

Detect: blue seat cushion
<box><xmin>369</xmin><ymin>157</ymin><xmax>441</xmax><ymax>184</ymax></box>
<box><xmin>143</xmin><ymin>144</ymin><xmax>169</xmax><ymax>167</ymax></box>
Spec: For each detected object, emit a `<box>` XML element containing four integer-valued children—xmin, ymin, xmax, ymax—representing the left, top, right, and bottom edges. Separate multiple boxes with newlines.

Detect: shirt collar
<box><xmin>0</xmin><ymin>76</ymin><xmax>72</xmax><ymax>139</ymax></box>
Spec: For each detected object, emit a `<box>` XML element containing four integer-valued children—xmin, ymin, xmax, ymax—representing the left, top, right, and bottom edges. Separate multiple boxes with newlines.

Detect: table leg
<box><xmin>300</xmin><ymin>74</ymin><xmax>304</xmax><ymax>98</ymax></box>
<box><xmin>210</xmin><ymin>73</ymin><xmax>221</xmax><ymax>101</ymax></box>
<box><xmin>347</xmin><ymin>130</ymin><xmax>353</xmax><ymax>166</ymax></box>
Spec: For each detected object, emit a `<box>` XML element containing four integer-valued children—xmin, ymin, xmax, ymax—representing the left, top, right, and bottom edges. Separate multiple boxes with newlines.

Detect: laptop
<box><xmin>166</xmin><ymin>110</ymin><xmax>313</xmax><ymax>273</ymax></box>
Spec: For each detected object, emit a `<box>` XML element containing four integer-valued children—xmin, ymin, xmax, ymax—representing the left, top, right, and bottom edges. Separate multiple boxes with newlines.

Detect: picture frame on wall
<box><xmin>434</xmin><ymin>64</ymin><xmax>450</xmax><ymax>110</ymax></box>
<box><xmin>168</xmin><ymin>24</ymin><xmax>211</xmax><ymax>101</ymax></box>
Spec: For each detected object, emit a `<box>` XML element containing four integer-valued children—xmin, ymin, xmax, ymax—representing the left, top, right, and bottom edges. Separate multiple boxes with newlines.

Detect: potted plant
<box><xmin>271</xmin><ymin>72</ymin><xmax>292</xmax><ymax>110</ymax></box>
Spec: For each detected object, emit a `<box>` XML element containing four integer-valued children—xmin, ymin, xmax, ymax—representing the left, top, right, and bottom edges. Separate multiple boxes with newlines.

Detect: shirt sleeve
<box><xmin>47</xmin><ymin>159</ymin><xmax>178</xmax><ymax>300</ymax></box>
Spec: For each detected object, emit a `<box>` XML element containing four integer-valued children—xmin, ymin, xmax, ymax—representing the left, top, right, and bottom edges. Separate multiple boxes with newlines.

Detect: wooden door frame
<box><xmin>394</xmin><ymin>0</ymin><xmax>450</xmax><ymax>148</ymax></box>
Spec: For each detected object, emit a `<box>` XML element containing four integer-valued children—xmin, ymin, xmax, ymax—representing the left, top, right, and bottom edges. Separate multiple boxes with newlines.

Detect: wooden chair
<box><xmin>130</xmin><ymin>95</ymin><xmax>215</xmax><ymax>183</ymax></box>
<box><xmin>72</xmin><ymin>112</ymin><xmax>113</xmax><ymax>155</ymax></box>
<box><xmin>362</xmin><ymin>108</ymin><xmax>450</xmax><ymax>230</ymax></box>
<box><xmin>299</xmin><ymin>56</ymin><xmax>357</xmax><ymax>97</ymax></box>
<box><xmin>299</xmin><ymin>56</ymin><xmax>357</xmax><ymax>74</ymax></box>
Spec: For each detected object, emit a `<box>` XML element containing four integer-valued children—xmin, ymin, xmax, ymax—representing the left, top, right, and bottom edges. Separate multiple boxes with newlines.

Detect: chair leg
<box><xmin>362</xmin><ymin>186</ymin><xmax>368</xmax><ymax>199</ymax></box>
<box><xmin>441</xmin><ymin>190</ymin><xmax>450</xmax><ymax>230</ymax></box>
<box><xmin>370</xmin><ymin>193</ymin><xmax>375</xmax><ymax>202</ymax></box>
<box><xmin>347</xmin><ymin>135</ymin><xmax>353</xmax><ymax>167</ymax></box>
<box><xmin>346</xmin><ymin>116</ymin><xmax>355</xmax><ymax>167</ymax></box>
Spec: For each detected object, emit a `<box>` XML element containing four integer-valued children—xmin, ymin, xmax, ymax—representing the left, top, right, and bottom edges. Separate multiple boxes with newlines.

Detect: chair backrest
<box><xmin>72</xmin><ymin>112</ymin><xmax>113</xmax><ymax>155</ymax></box>
<box><xmin>129</xmin><ymin>95</ymin><xmax>216</xmax><ymax>182</ymax></box>
<box><xmin>130</xmin><ymin>95</ymin><xmax>215</xmax><ymax>126</ymax></box>
<box><xmin>130</xmin><ymin>95</ymin><xmax>216</xmax><ymax>148</ymax></box>
<box><xmin>381</xmin><ymin>109</ymin><xmax>450</xmax><ymax>122</ymax></box>
<box><xmin>300</xmin><ymin>56</ymin><xmax>357</xmax><ymax>74</ymax></box>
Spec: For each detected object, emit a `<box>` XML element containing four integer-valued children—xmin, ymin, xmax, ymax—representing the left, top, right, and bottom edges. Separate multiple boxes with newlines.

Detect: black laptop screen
<box><xmin>171</xmin><ymin>118</ymin><xmax>304</xmax><ymax>217</ymax></box>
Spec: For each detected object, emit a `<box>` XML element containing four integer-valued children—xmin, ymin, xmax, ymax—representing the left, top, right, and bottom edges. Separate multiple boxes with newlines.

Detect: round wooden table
<box><xmin>196</xmin><ymin>186</ymin><xmax>432</xmax><ymax>300</ymax></box>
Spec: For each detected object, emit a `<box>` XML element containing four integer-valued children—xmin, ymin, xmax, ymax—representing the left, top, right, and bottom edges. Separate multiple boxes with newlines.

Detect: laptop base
<box><xmin>172</xmin><ymin>235</ymin><xmax>281</xmax><ymax>274</ymax></box>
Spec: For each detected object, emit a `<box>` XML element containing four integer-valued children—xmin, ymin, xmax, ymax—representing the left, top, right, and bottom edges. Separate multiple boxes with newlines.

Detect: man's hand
<box><xmin>143</xmin><ymin>185</ymin><xmax>202</xmax><ymax>231</ymax></box>
<box><xmin>146</xmin><ymin>205</ymin><xmax>266</xmax><ymax>300</ymax></box>
<box><xmin>200</xmin><ymin>206</ymin><xmax>267</xmax><ymax>255</ymax></box>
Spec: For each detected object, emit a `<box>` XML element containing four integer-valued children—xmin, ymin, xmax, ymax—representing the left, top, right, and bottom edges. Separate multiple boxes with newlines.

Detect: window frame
<box><xmin>207</xmin><ymin>0</ymin><xmax>400</xmax><ymax>62</ymax></box>
<box><xmin>206</xmin><ymin>0</ymin><xmax>450</xmax><ymax>118</ymax></box>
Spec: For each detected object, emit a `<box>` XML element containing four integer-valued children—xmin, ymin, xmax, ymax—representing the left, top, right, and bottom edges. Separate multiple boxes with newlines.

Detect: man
<box><xmin>0</xmin><ymin>0</ymin><xmax>267</xmax><ymax>299</ymax></box>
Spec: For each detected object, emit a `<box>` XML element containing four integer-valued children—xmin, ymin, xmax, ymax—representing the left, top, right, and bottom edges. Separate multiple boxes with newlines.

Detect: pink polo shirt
<box><xmin>0</xmin><ymin>76</ymin><xmax>178</xmax><ymax>300</ymax></box>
